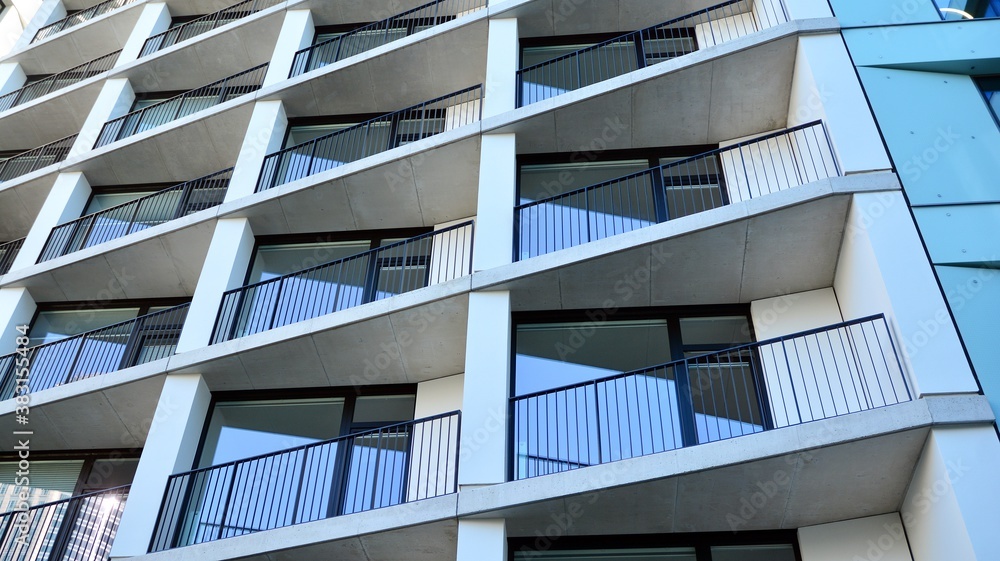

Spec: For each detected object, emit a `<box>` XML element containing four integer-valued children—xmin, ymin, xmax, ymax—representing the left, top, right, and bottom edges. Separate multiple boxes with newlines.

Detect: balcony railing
<box><xmin>517</xmin><ymin>0</ymin><xmax>788</xmax><ymax>106</ymax></box>
<box><xmin>0</xmin><ymin>51</ymin><xmax>120</xmax><ymax>113</ymax></box>
<box><xmin>288</xmin><ymin>0</ymin><xmax>486</xmax><ymax>78</ymax></box>
<box><xmin>38</xmin><ymin>168</ymin><xmax>233</xmax><ymax>262</ymax></box>
<box><xmin>139</xmin><ymin>0</ymin><xmax>284</xmax><ymax>58</ymax></box>
<box><xmin>0</xmin><ymin>134</ymin><xmax>77</xmax><ymax>183</ymax></box>
<box><xmin>256</xmin><ymin>85</ymin><xmax>482</xmax><ymax>192</ymax></box>
<box><xmin>33</xmin><ymin>0</ymin><xmax>138</xmax><ymax>42</ymax></box>
<box><xmin>94</xmin><ymin>64</ymin><xmax>268</xmax><ymax>148</ymax></box>
<box><xmin>150</xmin><ymin>411</ymin><xmax>460</xmax><ymax>551</ymax></box>
<box><xmin>511</xmin><ymin>315</ymin><xmax>910</xmax><ymax>480</ymax></box>
<box><xmin>211</xmin><ymin>221</ymin><xmax>474</xmax><ymax>344</ymax></box>
<box><xmin>515</xmin><ymin>120</ymin><xmax>838</xmax><ymax>260</ymax></box>
<box><xmin>0</xmin><ymin>486</ymin><xmax>129</xmax><ymax>561</ymax></box>
<box><xmin>0</xmin><ymin>303</ymin><xmax>190</xmax><ymax>400</ymax></box>
<box><xmin>0</xmin><ymin>238</ymin><xmax>24</xmax><ymax>275</ymax></box>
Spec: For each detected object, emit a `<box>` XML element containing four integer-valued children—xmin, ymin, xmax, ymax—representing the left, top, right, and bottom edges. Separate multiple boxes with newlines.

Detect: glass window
<box><xmin>978</xmin><ymin>76</ymin><xmax>1000</xmax><ymax>125</ymax></box>
<box><xmin>0</xmin><ymin>459</ymin><xmax>84</xmax><ymax>508</ymax></box>
<box><xmin>710</xmin><ymin>544</ymin><xmax>797</xmax><ymax>561</ymax></box>
<box><xmin>519</xmin><ymin>161</ymin><xmax>650</xmax><ymax>204</ymax></box>
<box><xmin>248</xmin><ymin>240</ymin><xmax>373</xmax><ymax>283</ymax></box>
<box><xmin>29</xmin><ymin>308</ymin><xmax>140</xmax><ymax>347</ymax></box>
<box><xmin>513</xmin><ymin>548</ymin><xmax>697</xmax><ymax>561</ymax></box>
<box><xmin>935</xmin><ymin>0</ymin><xmax>1000</xmax><ymax>18</ymax></box>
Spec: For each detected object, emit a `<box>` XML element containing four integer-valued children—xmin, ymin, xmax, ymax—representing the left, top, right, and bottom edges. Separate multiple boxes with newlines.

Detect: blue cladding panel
<box><xmin>913</xmin><ymin>205</ymin><xmax>1000</xmax><ymax>266</ymax></box>
<box><xmin>828</xmin><ymin>0</ymin><xmax>941</xmax><ymax>26</ymax></box>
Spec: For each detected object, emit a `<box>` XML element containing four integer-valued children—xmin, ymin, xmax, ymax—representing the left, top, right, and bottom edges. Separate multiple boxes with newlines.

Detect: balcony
<box><xmin>256</xmin><ymin>86</ymin><xmax>483</xmax><ymax>192</ymax></box>
<box><xmin>0</xmin><ymin>303</ymin><xmax>190</xmax><ymax>400</ymax></box>
<box><xmin>511</xmin><ymin>315</ymin><xmax>910</xmax><ymax>480</ymax></box>
<box><xmin>138</xmin><ymin>0</ymin><xmax>284</xmax><ymax>58</ymax></box>
<box><xmin>149</xmin><ymin>412</ymin><xmax>459</xmax><ymax>551</ymax></box>
<box><xmin>0</xmin><ymin>51</ymin><xmax>120</xmax><ymax>113</ymax></box>
<box><xmin>288</xmin><ymin>0</ymin><xmax>486</xmax><ymax>78</ymax></box>
<box><xmin>517</xmin><ymin>0</ymin><xmax>787</xmax><ymax>106</ymax></box>
<box><xmin>516</xmin><ymin>121</ymin><xmax>839</xmax><ymax>259</ymax></box>
<box><xmin>0</xmin><ymin>134</ymin><xmax>76</xmax><ymax>183</ymax></box>
<box><xmin>32</xmin><ymin>0</ymin><xmax>138</xmax><ymax>43</ymax></box>
<box><xmin>212</xmin><ymin>222</ymin><xmax>474</xmax><ymax>343</ymax></box>
<box><xmin>0</xmin><ymin>238</ymin><xmax>23</xmax><ymax>275</ymax></box>
<box><xmin>0</xmin><ymin>486</ymin><xmax>129</xmax><ymax>560</ymax></box>
<box><xmin>37</xmin><ymin>169</ymin><xmax>232</xmax><ymax>262</ymax></box>
<box><xmin>94</xmin><ymin>64</ymin><xmax>268</xmax><ymax>148</ymax></box>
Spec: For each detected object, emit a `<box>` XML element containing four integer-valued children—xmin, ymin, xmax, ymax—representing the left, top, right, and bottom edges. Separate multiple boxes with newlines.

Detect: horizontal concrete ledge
<box><xmin>456</xmin><ymin>394</ymin><xmax>991</xmax><ymax>520</ymax></box>
<box><xmin>128</xmin><ymin>494</ymin><xmax>459</xmax><ymax>561</ymax></box>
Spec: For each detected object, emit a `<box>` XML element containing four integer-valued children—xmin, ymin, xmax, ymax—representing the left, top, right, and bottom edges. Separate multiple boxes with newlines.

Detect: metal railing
<box><xmin>0</xmin><ymin>238</ymin><xmax>24</xmax><ymax>275</ymax></box>
<box><xmin>0</xmin><ymin>303</ymin><xmax>190</xmax><ymax>400</ymax></box>
<box><xmin>511</xmin><ymin>315</ymin><xmax>910</xmax><ymax>480</ymax></box>
<box><xmin>150</xmin><ymin>411</ymin><xmax>460</xmax><ymax>551</ymax></box>
<box><xmin>211</xmin><ymin>221</ymin><xmax>474</xmax><ymax>344</ymax></box>
<box><xmin>289</xmin><ymin>0</ymin><xmax>486</xmax><ymax>78</ymax></box>
<box><xmin>33</xmin><ymin>0</ymin><xmax>138</xmax><ymax>42</ymax></box>
<box><xmin>515</xmin><ymin>121</ymin><xmax>838</xmax><ymax>260</ymax></box>
<box><xmin>139</xmin><ymin>0</ymin><xmax>284</xmax><ymax>57</ymax></box>
<box><xmin>94</xmin><ymin>64</ymin><xmax>268</xmax><ymax>148</ymax></box>
<box><xmin>517</xmin><ymin>0</ymin><xmax>787</xmax><ymax>106</ymax></box>
<box><xmin>0</xmin><ymin>134</ymin><xmax>77</xmax><ymax>183</ymax></box>
<box><xmin>256</xmin><ymin>85</ymin><xmax>482</xmax><ymax>192</ymax></box>
<box><xmin>38</xmin><ymin>169</ymin><xmax>233</xmax><ymax>262</ymax></box>
<box><xmin>0</xmin><ymin>51</ymin><xmax>120</xmax><ymax>113</ymax></box>
<box><xmin>0</xmin><ymin>486</ymin><xmax>129</xmax><ymax>561</ymax></box>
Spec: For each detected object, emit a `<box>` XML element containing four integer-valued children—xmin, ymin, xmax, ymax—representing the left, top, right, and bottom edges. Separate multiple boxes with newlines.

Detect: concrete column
<box><xmin>458</xmin><ymin>291</ymin><xmax>510</xmax><ymax>487</ymax></box>
<box><xmin>263</xmin><ymin>9</ymin><xmax>314</xmax><ymax>87</ymax></box>
<box><xmin>472</xmin><ymin>134</ymin><xmax>516</xmax><ymax>271</ymax></box>
<box><xmin>457</xmin><ymin>519</ymin><xmax>506</xmax><ymax>561</ymax></box>
<box><xmin>483</xmin><ymin>18</ymin><xmax>518</xmax><ymax>118</ymax></box>
<box><xmin>109</xmin><ymin>373</ymin><xmax>212</xmax><ymax>559</ymax></box>
<box><xmin>901</xmin><ymin>426</ymin><xmax>1000</xmax><ymax>561</ymax></box>
<box><xmin>68</xmin><ymin>78</ymin><xmax>134</xmax><ymax>158</ymax></box>
<box><xmin>9</xmin><ymin>0</ymin><xmax>63</xmax><ymax>53</ymax></box>
<box><xmin>0</xmin><ymin>288</ymin><xmax>36</xmax><ymax>352</ymax></box>
<box><xmin>798</xmin><ymin>513</ymin><xmax>912</xmax><ymax>561</ymax></box>
<box><xmin>11</xmin><ymin>172</ymin><xmax>91</xmax><ymax>269</ymax></box>
<box><xmin>225</xmin><ymin>100</ymin><xmax>287</xmax><ymax>201</ymax></box>
<box><xmin>175</xmin><ymin>217</ymin><xmax>256</xmax><ymax>353</ymax></box>
<box><xmin>115</xmin><ymin>2</ymin><xmax>170</xmax><ymax>68</ymax></box>
<box><xmin>0</xmin><ymin>62</ymin><xmax>25</xmax><ymax>96</ymax></box>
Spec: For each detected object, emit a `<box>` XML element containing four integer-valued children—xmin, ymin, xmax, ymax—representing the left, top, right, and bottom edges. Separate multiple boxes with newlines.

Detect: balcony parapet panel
<box><xmin>139</xmin><ymin>0</ymin><xmax>284</xmax><ymax>58</ymax></box>
<box><xmin>0</xmin><ymin>51</ymin><xmax>120</xmax><ymax>114</ymax></box>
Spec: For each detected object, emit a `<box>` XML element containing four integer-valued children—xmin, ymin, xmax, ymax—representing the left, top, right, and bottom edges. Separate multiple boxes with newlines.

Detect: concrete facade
<box><xmin>0</xmin><ymin>0</ymin><xmax>996</xmax><ymax>560</ymax></box>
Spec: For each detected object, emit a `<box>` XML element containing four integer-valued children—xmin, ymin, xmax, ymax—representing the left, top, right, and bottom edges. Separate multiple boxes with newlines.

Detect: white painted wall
<box><xmin>9</xmin><ymin>0</ymin><xmax>62</xmax><ymax>53</ymax></box>
<box><xmin>115</xmin><ymin>2</ymin><xmax>169</xmax><ymax>68</ymax></box>
<box><xmin>408</xmin><ymin>374</ymin><xmax>464</xmax><ymax>502</ymax></box>
<box><xmin>457</xmin><ymin>519</ymin><xmax>506</xmax><ymax>561</ymax></box>
<box><xmin>902</xmin><ymin>426</ymin><xmax>1000</xmax><ymax>561</ymax></box>
<box><xmin>445</xmin><ymin>98</ymin><xmax>482</xmax><ymax>130</ymax></box>
<box><xmin>0</xmin><ymin>8</ymin><xmax>24</xmax><ymax>58</ymax></box>
<box><xmin>175</xmin><ymin>218</ymin><xmax>256</xmax><ymax>353</ymax></box>
<box><xmin>0</xmin><ymin>63</ymin><xmax>25</xmax><ymax>95</ymax></box>
<box><xmin>68</xmin><ymin>77</ymin><xmax>134</xmax><ymax>158</ymax></box>
<box><xmin>472</xmin><ymin>134</ymin><xmax>515</xmax><ymax>271</ymax></box>
<box><xmin>782</xmin><ymin>0</ymin><xmax>833</xmax><ymax>19</ymax></box>
<box><xmin>751</xmin><ymin>287</ymin><xmax>842</xmax><ymax>340</ymax></box>
<box><xmin>799</xmin><ymin>513</ymin><xmax>913</xmax><ymax>561</ymax></box>
<box><xmin>225</xmin><ymin>100</ymin><xmax>287</xmax><ymax>201</ymax></box>
<box><xmin>483</xmin><ymin>18</ymin><xmax>517</xmax><ymax>118</ymax></box>
<box><xmin>0</xmin><ymin>288</ymin><xmax>36</xmax><ymax>352</ymax></box>
<box><xmin>789</xmin><ymin>34</ymin><xmax>891</xmax><ymax>174</ymax></box>
<box><xmin>844</xmin><ymin>192</ymin><xmax>976</xmax><ymax>396</ymax></box>
<box><xmin>458</xmin><ymin>291</ymin><xmax>510</xmax><ymax>486</ymax></box>
<box><xmin>694</xmin><ymin>0</ymin><xmax>787</xmax><ymax>49</ymax></box>
<box><xmin>109</xmin><ymin>373</ymin><xmax>212</xmax><ymax>559</ymax></box>
<box><xmin>263</xmin><ymin>9</ymin><xmax>314</xmax><ymax>87</ymax></box>
<box><xmin>430</xmin><ymin>217</ymin><xmax>475</xmax><ymax>284</ymax></box>
<box><xmin>416</xmin><ymin>373</ymin><xmax>464</xmax><ymax>418</ymax></box>
<box><xmin>10</xmin><ymin>172</ymin><xmax>92</xmax><ymax>269</ymax></box>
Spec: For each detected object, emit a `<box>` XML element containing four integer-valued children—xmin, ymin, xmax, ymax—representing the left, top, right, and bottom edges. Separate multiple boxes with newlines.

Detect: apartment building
<box><xmin>0</xmin><ymin>0</ymin><xmax>996</xmax><ymax>559</ymax></box>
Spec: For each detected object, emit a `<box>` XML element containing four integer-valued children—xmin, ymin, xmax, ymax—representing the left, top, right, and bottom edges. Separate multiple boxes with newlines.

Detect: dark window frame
<box><xmin>976</xmin><ymin>75</ymin><xmax>1000</xmax><ymax>129</ymax></box>
<box><xmin>508</xmin><ymin>530</ymin><xmax>802</xmax><ymax>561</ymax></box>
<box><xmin>519</xmin><ymin>29</ymin><xmax>697</xmax><ymax>69</ymax></box>
<box><xmin>0</xmin><ymin>448</ymin><xmax>142</xmax><ymax>496</ymax></box>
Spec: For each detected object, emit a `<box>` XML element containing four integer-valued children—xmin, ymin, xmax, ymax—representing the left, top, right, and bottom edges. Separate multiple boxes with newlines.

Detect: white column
<box><xmin>10</xmin><ymin>172</ymin><xmax>91</xmax><ymax>270</ymax></box>
<box><xmin>901</xmin><ymin>426</ymin><xmax>1000</xmax><ymax>561</ymax></box>
<box><xmin>115</xmin><ymin>2</ymin><xmax>170</xmax><ymax>68</ymax></box>
<box><xmin>458</xmin><ymin>291</ymin><xmax>510</xmax><ymax>487</ymax></box>
<box><xmin>263</xmin><ymin>9</ymin><xmax>314</xmax><ymax>87</ymax></box>
<box><xmin>457</xmin><ymin>519</ymin><xmax>507</xmax><ymax>561</ymax></box>
<box><xmin>472</xmin><ymin>134</ymin><xmax>516</xmax><ymax>271</ymax></box>
<box><xmin>68</xmin><ymin>78</ymin><xmax>134</xmax><ymax>158</ymax></box>
<box><xmin>9</xmin><ymin>0</ymin><xmax>64</xmax><ymax>53</ymax></box>
<box><xmin>798</xmin><ymin>513</ymin><xmax>912</xmax><ymax>561</ymax></box>
<box><xmin>0</xmin><ymin>288</ymin><xmax>36</xmax><ymax>352</ymax></box>
<box><xmin>483</xmin><ymin>18</ymin><xmax>518</xmax><ymax>118</ymax></box>
<box><xmin>175</xmin><ymin>217</ymin><xmax>256</xmax><ymax>353</ymax></box>
<box><xmin>0</xmin><ymin>62</ymin><xmax>25</xmax><ymax>96</ymax></box>
<box><xmin>109</xmin><ymin>373</ymin><xmax>212</xmax><ymax>559</ymax></box>
<box><xmin>225</xmin><ymin>100</ymin><xmax>287</xmax><ymax>201</ymax></box>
